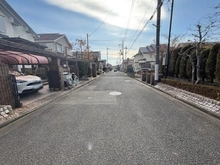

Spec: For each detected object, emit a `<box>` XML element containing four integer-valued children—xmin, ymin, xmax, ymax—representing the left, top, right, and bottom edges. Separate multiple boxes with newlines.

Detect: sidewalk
<box><xmin>135</xmin><ymin>76</ymin><xmax>220</xmax><ymax>120</ymax></box>
<box><xmin>0</xmin><ymin>75</ymin><xmax>102</xmax><ymax>128</ymax></box>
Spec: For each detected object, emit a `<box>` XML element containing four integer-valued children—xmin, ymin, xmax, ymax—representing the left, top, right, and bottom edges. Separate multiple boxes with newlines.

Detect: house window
<box><xmin>56</xmin><ymin>43</ymin><xmax>62</xmax><ymax>53</ymax></box>
<box><xmin>0</xmin><ymin>15</ymin><xmax>6</xmax><ymax>33</ymax></box>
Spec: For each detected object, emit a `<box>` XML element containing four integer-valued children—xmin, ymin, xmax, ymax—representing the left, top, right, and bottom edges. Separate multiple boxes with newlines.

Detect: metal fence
<box><xmin>0</xmin><ymin>64</ymin><xmax>21</xmax><ymax>108</ymax></box>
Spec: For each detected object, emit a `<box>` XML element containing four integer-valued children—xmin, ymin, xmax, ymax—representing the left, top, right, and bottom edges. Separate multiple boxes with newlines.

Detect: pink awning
<box><xmin>0</xmin><ymin>50</ymin><xmax>49</xmax><ymax>65</ymax></box>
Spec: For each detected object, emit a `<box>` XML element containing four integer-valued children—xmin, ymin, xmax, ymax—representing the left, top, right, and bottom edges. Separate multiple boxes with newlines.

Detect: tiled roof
<box><xmin>139</xmin><ymin>47</ymin><xmax>148</xmax><ymax>54</ymax></box>
<box><xmin>35</xmin><ymin>33</ymin><xmax>64</xmax><ymax>41</ymax></box>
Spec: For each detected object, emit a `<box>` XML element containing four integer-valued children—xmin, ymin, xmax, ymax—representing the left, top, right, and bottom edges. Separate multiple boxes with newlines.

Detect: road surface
<box><xmin>0</xmin><ymin>71</ymin><xmax>220</xmax><ymax>164</ymax></box>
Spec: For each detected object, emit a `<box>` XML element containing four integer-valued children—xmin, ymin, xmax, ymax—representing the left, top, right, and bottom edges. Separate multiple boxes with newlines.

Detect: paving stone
<box><xmin>7</xmin><ymin>105</ymin><xmax>12</xmax><ymax>111</ymax></box>
<box><xmin>5</xmin><ymin>110</ymin><xmax>10</xmax><ymax>114</ymax></box>
<box><xmin>0</xmin><ymin>112</ymin><xmax>8</xmax><ymax>118</ymax></box>
<box><xmin>155</xmin><ymin>82</ymin><xmax>220</xmax><ymax>115</ymax></box>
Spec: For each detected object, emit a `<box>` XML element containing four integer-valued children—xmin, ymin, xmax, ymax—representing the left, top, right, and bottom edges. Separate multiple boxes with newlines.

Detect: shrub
<box><xmin>215</xmin><ymin>50</ymin><xmax>220</xmax><ymax>81</ymax></box>
<box><xmin>161</xmin><ymin>78</ymin><xmax>220</xmax><ymax>100</ymax></box>
<box><xmin>206</xmin><ymin>43</ymin><xmax>220</xmax><ymax>83</ymax></box>
<box><xmin>179</xmin><ymin>54</ymin><xmax>188</xmax><ymax>78</ymax></box>
<box><xmin>168</xmin><ymin>47</ymin><xmax>182</xmax><ymax>76</ymax></box>
<box><xmin>200</xmin><ymin>48</ymin><xmax>210</xmax><ymax>82</ymax></box>
<box><xmin>174</xmin><ymin>55</ymin><xmax>181</xmax><ymax>77</ymax></box>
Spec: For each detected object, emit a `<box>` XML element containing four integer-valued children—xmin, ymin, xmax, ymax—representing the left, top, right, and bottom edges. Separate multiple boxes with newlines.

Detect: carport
<box><xmin>0</xmin><ymin>37</ymin><xmax>51</xmax><ymax>65</ymax></box>
<box><xmin>0</xmin><ymin>50</ymin><xmax>49</xmax><ymax>65</ymax></box>
<box><xmin>0</xmin><ymin>37</ymin><xmax>69</xmax><ymax>108</ymax></box>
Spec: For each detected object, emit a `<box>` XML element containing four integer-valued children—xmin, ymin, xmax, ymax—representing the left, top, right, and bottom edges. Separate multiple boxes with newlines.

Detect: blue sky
<box><xmin>6</xmin><ymin>0</ymin><xmax>219</xmax><ymax>65</ymax></box>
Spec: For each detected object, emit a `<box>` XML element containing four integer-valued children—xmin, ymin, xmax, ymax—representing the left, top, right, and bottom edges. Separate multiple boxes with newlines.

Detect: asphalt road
<box><xmin>0</xmin><ymin>71</ymin><xmax>220</xmax><ymax>165</ymax></box>
<box><xmin>19</xmin><ymin>84</ymin><xmax>53</xmax><ymax>105</ymax></box>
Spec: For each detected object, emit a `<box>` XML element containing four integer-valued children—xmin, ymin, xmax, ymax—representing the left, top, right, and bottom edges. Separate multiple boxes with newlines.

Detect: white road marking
<box><xmin>109</xmin><ymin>91</ymin><xmax>121</xmax><ymax>96</ymax></box>
<box><xmin>88</xmin><ymin>142</ymin><xmax>93</xmax><ymax>150</ymax></box>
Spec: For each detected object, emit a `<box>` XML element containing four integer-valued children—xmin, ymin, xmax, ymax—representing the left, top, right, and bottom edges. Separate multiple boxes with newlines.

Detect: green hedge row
<box><xmin>161</xmin><ymin>78</ymin><xmax>220</xmax><ymax>100</ymax></box>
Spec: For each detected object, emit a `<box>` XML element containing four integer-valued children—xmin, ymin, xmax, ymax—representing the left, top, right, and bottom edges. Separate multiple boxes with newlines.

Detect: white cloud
<box><xmin>43</xmin><ymin>0</ymin><xmax>168</xmax><ymax>31</ymax></box>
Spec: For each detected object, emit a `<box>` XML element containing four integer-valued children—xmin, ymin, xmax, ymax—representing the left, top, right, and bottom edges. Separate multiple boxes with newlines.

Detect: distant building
<box><xmin>133</xmin><ymin>44</ymin><xmax>167</xmax><ymax>71</ymax></box>
<box><xmin>72</xmin><ymin>50</ymin><xmax>101</xmax><ymax>62</ymax></box>
<box><xmin>92</xmin><ymin>51</ymin><xmax>101</xmax><ymax>62</ymax></box>
<box><xmin>34</xmin><ymin>33</ymin><xmax>72</xmax><ymax>57</ymax></box>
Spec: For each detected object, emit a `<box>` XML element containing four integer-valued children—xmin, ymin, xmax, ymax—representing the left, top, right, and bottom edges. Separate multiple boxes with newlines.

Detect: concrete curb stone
<box><xmin>134</xmin><ymin>77</ymin><xmax>220</xmax><ymax>120</ymax></box>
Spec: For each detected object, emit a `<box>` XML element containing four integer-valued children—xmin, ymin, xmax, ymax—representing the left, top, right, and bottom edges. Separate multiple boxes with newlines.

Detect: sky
<box><xmin>6</xmin><ymin>0</ymin><xmax>219</xmax><ymax>66</ymax></box>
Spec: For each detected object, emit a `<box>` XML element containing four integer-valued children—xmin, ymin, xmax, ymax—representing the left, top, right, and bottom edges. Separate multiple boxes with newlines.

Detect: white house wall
<box><xmin>143</xmin><ymin>53</ymin><xmax>155</xmax><ymax>63</ymax></box>
<box><xmin>45</xmin><ymin>42</ymin><xmax>54</xmax><ymax>52</ymax></box>
<box><xmin>133</xmin><ymin>54</ymin><xmax>142</xmax><ymax>71</ymax></box>
<box><xmin>56</xmin><ymin>37</ymin><xmax>72</xmax><ymax>55</ymax></box>
<box><xmin>0</xmin><ymin>10</ymin><xmax>35</xmax><ymax>41</ymax></box>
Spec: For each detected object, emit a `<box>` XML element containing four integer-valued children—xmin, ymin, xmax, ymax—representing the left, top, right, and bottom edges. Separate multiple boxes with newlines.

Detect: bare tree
<box><xmin>73</xmin><ymin>39</ymin><xmax>87</xmax><ymax>60</ymax></box>
<box><xmin>162</xmin><ymin>34</ymin><xmax>184</xmax><ymax>48</ymax></box>
<box><xmin>178</xmin><ymin>45</ymin><xmax>195</xmax><ymax>83</ymax></box>
<box><xmin>189</xmin><ymin>20</ymin><xmax>216</xmax><ymax>84</ymax></box>
<box><xmin>208</xmin><ymin>3</ymin><xmax>220</xmax><ymax>40</ymax></box>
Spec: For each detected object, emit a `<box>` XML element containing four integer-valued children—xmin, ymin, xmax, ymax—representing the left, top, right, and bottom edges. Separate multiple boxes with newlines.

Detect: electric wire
<box><xmin>127</xmin><ymin>0</ymin><xmax>154</xmax><ymax>50</ymax></box>
<box><xmin>123</xmin><ymin>0</ymin><xmax>136</xmax><ymax>40</ymax></box>
<box><xmin>89</xmin><ymin>8</ymin><xmax>113</xmax><ymax>36</ymax></box>
<box><xmin>128</xmin><ymin>0</ymin><xmax>165</xmax><ymax>53</ymax></box>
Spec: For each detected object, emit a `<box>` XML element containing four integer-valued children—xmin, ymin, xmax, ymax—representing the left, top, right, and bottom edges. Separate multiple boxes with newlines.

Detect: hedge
<box><xmin>161</xmin><ymin>78</ymin><xmax>220</xmax><ymax>100</ymax></box>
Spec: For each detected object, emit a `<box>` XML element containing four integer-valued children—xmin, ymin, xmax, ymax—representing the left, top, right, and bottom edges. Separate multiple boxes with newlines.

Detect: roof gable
<box><xmin>35</xmin><ymin>33</ymin><xmax>65</xmax><ymax>41</ymax></box>
<box><xmin>35</xmin><ymin>33</ymin><xmax>72</xmax><ymax>48</ymax></box>
<box><xmin>0</xmin><ymin>0</ymin><xmax>37</xmax><ymax>36</ymax></box>
<box><xmin>138</xmin><ymin>47</ymin><xmax>148</xmax><ymax>54</ymax></box>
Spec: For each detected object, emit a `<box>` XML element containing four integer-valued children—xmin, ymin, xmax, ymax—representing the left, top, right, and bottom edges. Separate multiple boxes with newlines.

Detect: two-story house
<box><xmin>0</xmin><ymin>0</ymin><xmax>37</xmax><ymax>40</ymax></box>
<box><xmin>34</xmin><ymin>33</ymin><xmax>72</xmax><ymax>57</ymax></box>
<box><xmin>0</xmin><ymin>0</ymin><xmax>49</xmax><ymax>71</ymax></box>
<box><xmin>133</xmin><ymin>44</ymin><xmax>167</xmax><ymax>72</ymax></box>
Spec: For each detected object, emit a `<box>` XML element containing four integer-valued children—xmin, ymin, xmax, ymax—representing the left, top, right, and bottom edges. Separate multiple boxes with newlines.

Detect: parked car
<box><xmin>9</xmin><ymin>70</ymin><xmax>43</xmax><ymax>94</ymax></box>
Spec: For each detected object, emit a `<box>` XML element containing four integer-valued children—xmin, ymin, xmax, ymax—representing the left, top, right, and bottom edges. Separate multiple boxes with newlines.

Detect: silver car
<box><xmin>9</xmin><ymin>70</ymin><xmax>43</xmax><ymax>94</ymax></box>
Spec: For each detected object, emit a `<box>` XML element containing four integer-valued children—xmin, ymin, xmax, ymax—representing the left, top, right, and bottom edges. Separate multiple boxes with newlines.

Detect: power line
<box><xmin>123</xmin><ymin>0</ymin><xmax>136</xmax><ymax>40</ymax></box>
<box><xmin>128</xmin><ymin>0</ymin><xmax>164</xmax><ymax>52</ymax></box>
<box><xmin>128</xmin><ymin>8</ymin><xmax>157</xmax><ymax>52</ymax></box>
<box><xmin>89</xmin><ymin>8</ymin><xmax>113</xmax><ymax>36</ymax></box>
<box><xmin>127</xmin><ymin>0</ymin><xmax>154</xmax><ymax>50</ymax></box>
<box><xmin>90</xmin><ymin>39</ymin><xmax>117</xmax><ymax>42</ymax></box>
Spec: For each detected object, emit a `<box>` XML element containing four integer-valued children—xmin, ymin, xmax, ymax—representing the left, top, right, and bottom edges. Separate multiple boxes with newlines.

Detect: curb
<box><xmin>133</xmin><ymin>77</ymin><xmax>220</xmax><ymax>120</ymax></box>
<box><xmin>0</xmin><ymin>74</ymin><xmax>103</xmax><ymax>129</ymax></box>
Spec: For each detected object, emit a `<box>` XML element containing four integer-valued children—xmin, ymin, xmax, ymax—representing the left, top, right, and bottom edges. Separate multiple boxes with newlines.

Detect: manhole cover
<box><xmin>109</xmin><ymin>91</ymin><xmax>121</xmax><ymax>96</ymax></box>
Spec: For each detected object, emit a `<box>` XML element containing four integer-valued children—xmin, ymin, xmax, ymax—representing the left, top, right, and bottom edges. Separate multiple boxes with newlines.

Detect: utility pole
<box><xmin>107</xmin><ymin>47</ymin><xmax>109</xmax><ymax>64</ymax></box>
<box><xmin>125</xmin><ymin>46</ymin><xmax>127</xmax><ymax>60</ymax></box>
<box><xmin>86</xmin><ymin>34</ymin><xmax>89</xmax><ymax>61</ymax></box>
<box><xmin>125</xmin><ymin>46</ymin><xmax>128</xmax><ymax>70</ymax></box>
<box><xmin>122</xmin><ymin>39</ymin><xmax>124</xmax><ymax>71</ymax></box>
<box><xmin>165</xmin><ymin>0</ymin><xmax>174</xmax><ymax>79</ymax></box>
<box><xmin>155</xmin><ymin>0</ymin><xmax>162</xmax><ymax>85</ymax></box>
